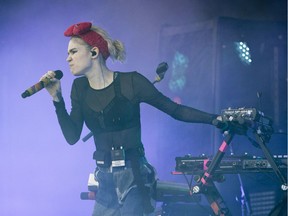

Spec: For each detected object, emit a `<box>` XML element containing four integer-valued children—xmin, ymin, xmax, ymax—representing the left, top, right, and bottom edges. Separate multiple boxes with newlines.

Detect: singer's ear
<box><xmin>90</xmin><ymin>47</ymin><xmax>99</xmax><ymax>58</ymax></box>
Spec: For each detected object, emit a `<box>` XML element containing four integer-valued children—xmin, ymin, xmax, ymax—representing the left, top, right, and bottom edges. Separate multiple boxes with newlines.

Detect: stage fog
<box><xmin>0</xmin><ymin>0</ymin><xmax>286</xmax><ymax>215</ymax></box>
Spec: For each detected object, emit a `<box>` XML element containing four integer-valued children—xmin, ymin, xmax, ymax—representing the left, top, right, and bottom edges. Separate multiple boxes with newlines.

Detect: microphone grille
<box><xmin>54</xmin><ymin>70</ymin><xmax>63</xmax><ymax>80</ymax></box>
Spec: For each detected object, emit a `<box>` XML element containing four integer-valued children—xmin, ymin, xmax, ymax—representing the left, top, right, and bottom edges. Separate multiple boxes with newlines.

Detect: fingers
<box><xmin>39</xmin><ymin>70</ymin><xmax>58</xmax><ymax>82</ymax></box>
<box><xmin>38</xmin><ymin>71</ymin><xmax>62</xmax><ymax>101</ymax></box>
<box><xmin>216</xmin><ymin>115</ymin><xmax>223</xmax><ymax>121</ymax></box>
<box><xmin>213</xmin><ymin>117</ymin><xmax>229</xmax><ymax>131</ymax></box>
<box><xmin>39</xmin><ymin>71</ymin><xmax>61</xmax><ymax>92</ymax></box>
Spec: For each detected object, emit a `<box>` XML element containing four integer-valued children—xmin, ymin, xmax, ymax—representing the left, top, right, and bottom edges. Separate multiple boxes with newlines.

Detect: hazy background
<box><xmin>0</xmin><ymin>0</ymin><xmax>286</xmax><ymax>215</ymax></box>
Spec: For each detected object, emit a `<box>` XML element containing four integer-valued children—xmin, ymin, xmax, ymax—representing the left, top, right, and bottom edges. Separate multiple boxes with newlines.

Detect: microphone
<box><xmin>155</xmin><ymin>62</ymin><xmax>168</xmax><ymax>82</ymax></box>
<box><xmin>21</xmin><ymin>70</ymin><xmax>63</xmax><ymax>98</ymax></box>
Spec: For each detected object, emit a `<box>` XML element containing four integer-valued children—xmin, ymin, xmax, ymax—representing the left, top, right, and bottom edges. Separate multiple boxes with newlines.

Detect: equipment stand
<box><xmin>253</xmin><ymin>131</ymin><xmax>287</xmax><ymax>189</ymax></box>
<box><xmin>192</xmin><ymin>127</ymin><xmax>287</xmax><ymax>216</ymax></box>
<box><xmin>192</xmin><ymin>132</ymin><xmax>234</xmax><ymax>216</ymax></box>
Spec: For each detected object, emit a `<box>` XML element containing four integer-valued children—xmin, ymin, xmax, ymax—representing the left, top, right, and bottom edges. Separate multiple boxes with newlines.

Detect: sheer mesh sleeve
<box><xmin>131</xmin><ymin>72</ymin><xmax>217</xmax><ymax>124</ymax></box>
<box><xmin>53</xmin><ymin>79</ymin><xmax>84</xmax><ymax>144</ymax></box>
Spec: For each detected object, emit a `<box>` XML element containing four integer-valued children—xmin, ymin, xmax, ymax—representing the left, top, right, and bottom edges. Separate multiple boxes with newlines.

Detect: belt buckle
<box><xmin>111</xmin><ymin>146</ymin><xmax>126</xmax><ymax>168</ymax></box>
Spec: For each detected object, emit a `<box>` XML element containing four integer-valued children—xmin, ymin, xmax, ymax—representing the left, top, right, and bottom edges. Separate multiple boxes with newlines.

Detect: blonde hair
<box><xmin>91</xmin><ymin>26</ymin><xmax>126</xmax><ymax>63</ymax></box>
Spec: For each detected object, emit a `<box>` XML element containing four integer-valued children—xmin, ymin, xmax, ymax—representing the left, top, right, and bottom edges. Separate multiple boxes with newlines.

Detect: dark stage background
<box><xmin>0</xmin><ymin>0</ymin><xmax>286</xmax><ymax>215</ymax></box>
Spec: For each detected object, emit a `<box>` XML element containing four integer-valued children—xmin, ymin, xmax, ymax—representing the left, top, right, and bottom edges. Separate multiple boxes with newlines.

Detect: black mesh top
<box><xmin>53</xmin><ymin>71</ymin><xmax>217</xmax><ymax>152</ymax></box>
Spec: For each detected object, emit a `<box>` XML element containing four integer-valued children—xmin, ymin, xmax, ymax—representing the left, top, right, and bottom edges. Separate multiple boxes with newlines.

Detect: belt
<box><xmin>97</xmin><ymin>157</ymin><xmax>146</xmax><ymax>173</ymax></box>
<box><xmin>93</xmin><ymin>146</ymin><xmax>145</xmax><ymax>167</ymax></box>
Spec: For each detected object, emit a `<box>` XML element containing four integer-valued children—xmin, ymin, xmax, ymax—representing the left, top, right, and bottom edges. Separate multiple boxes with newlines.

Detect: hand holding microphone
<box><xmin>21</xmin><ymin>70</ymin><xmax>63</xmax><ymax>101</ymax></box>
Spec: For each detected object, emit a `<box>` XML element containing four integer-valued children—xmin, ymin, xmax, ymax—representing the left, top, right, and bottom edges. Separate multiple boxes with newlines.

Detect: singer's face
<box><xmin>66</xmin><ymin>38</ymin><xmax>92</xmax><ymax>76</ymax></box>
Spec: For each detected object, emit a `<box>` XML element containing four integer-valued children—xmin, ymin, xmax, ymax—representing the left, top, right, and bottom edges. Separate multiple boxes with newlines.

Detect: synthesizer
<box><xmin>175</xmin><ymin>155</ymin><xmax>287</xmax><ymax>174</ymax></box>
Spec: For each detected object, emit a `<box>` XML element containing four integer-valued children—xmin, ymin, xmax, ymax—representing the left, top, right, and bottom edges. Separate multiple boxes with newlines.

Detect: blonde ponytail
<box><xmin>111</xmin><ymin>40</ymin><xmax>126</xmax><ymax>62</ymax></box>
<box><xmin>91</xmin><ymin>26</ymin><xmax>126</xmax><ymax>62</ymax></box>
